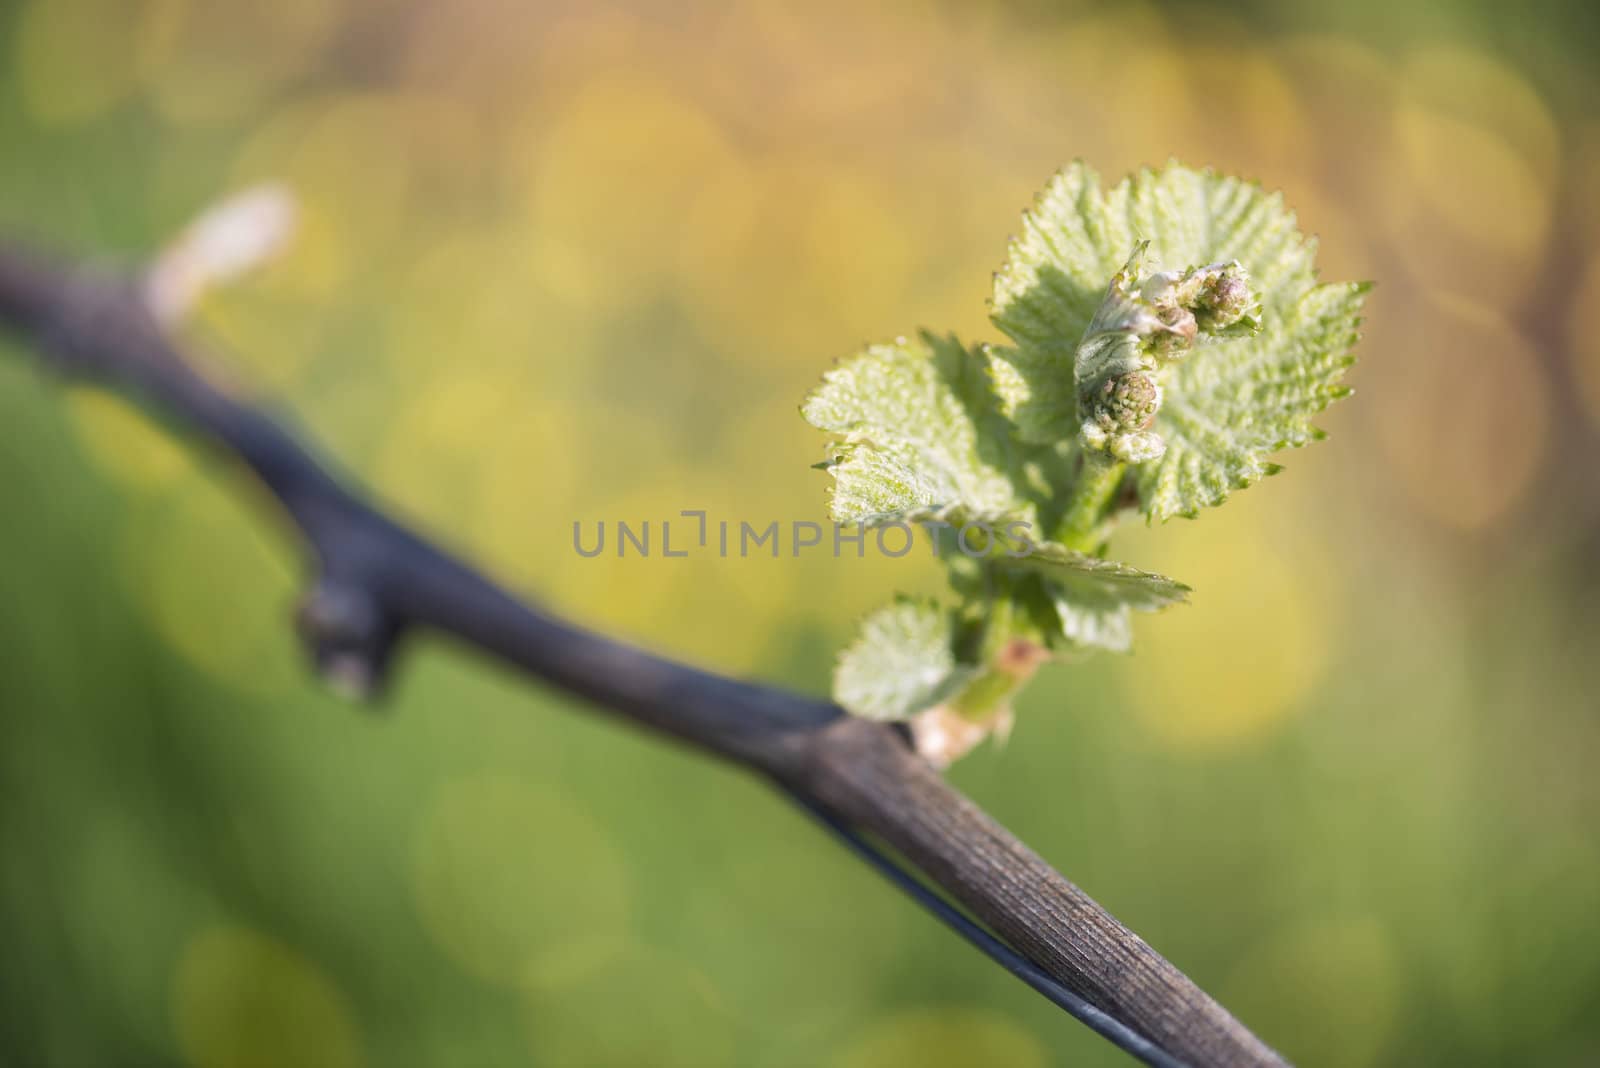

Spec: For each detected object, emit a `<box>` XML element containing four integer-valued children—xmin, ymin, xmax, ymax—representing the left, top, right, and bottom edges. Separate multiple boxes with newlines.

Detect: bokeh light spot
<box><xmin>1125</xmin><ymin>516</ymin><xmax>1331</xmax><ymax>751</ymax></box>
<box><xmin>195</xmin><ymin>260</ymin><xmax>329</xmax><ymax>393</ymax></box>
<box><xmin>231</xmin><ymin>95</ymin><xmax>417</xmax><ymax>299</ymax></box>
<box><xmin>412</xmin><ymin>776</ymin><xmax>630</xmax><ymax>986</ymax></box>
<box><xmin>141</xmin><ymin>0</ymin><xmax>339</xmax><ymax>126</ymax></box>
<box><xmin>14</xmin><ymin>0</ymin><xmax>155</xmax><ymax>124</ymax></box>
<box><xmin>1223</xmin><ymin>918</ymin><xmax>1400</xmax><ymax>1068</ymax></box>
<box><xmin>382</xmin><ymin>232</ymin><xmax>577</xmax><ymax>383</ymax></box>
<box><xmin>681</xmin><ymin>155</ymin><xmax>921</xmax><ymax>357</ymax></box>
<box><xmin>522</xmin><ymin>943</ymin><xmax>735</xmax><ymax>1067</ymax></box>
<box><xmin>173</xmin><ymin>925</ymin><xmax>363</xmax><ymax>1068</ymax></box>
<box><xmin>1371</xmin><ymin>293</ymin><xmax>1548</xmax><ymax>530</ymax></box>
<box><xmin>1181</xmin><ymin>47</ymin><xmax>1311</xmax><ymax>175</ymax></box>
<box><xmin>374</xmin><ymin>369</ymin><xmax>521</xmax><ymax>533</ymax></box>
<box><xmin>66</xmin><ymin>389</ymin><xmax>194</xmax><ymax>489</ymax></box>
<box><xmin>1391</xmin><ymin>43</ymin><xmax>1560</xmax><ymax>308</ymax></box>
<box><xmin>475</xmin><ymin>411</ymin><xmax>581</xmax><ymax>589</ymax></box>
<box><xmin>1393</xmin><ymin>103</ymin><xmax>1551</xmax><ymax>263</ymax></box>
<box><xmin>521</xmin><ymin>74</ymin><xmax>743</xmax><ymax>301</ymax></box>
<box><xmin>122</xmin><ymin>474</ymin><xmax>300</xmax><ymax>694</ymax></box>
<box><xmin>829</xmin><ymin>1006</ymin><xmax>1048</xmax><ymax>1068</ymax></box>
<box><xmin>1400</xmin><ymin>46</ymin><xmax>1561</xmax><ymax>188</ymax></box>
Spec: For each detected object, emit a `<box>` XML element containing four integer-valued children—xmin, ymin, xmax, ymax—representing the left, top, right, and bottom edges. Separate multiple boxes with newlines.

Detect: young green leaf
<box><xmin>989</xmin><ymin>161</ymin><xmax>1365</xmax><ymax>521</ymax></box>
<box><xmin>1004</xmin><ymin>540</ymin><xmax>1190</xmax><ymax>653</ymax></box>
<box><xmin>834</xmin><ymin>597</ymin><xmax>974</xmax><ymax>722</ymax></box>
<box><xmin>803</xmin><ymin>332</ymin><xmax>1027</xmax><ymax>526</ymax></box>
<box><xmin>1138</xmin><ymin>278</ymin><xmax>1366</xmax><ymax>519</ymax></box>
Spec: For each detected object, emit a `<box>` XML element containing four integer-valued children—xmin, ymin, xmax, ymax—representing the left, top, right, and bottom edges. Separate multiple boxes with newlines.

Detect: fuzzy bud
<box><xmin>1095</xmin><ymin>372</ymin><xmax>1161</xmax><ymax>433</ymax></box>
<box><xmin>1147</xmin><ymin>303</ymin><xmax>1197</xmax><ymax>360</ymax></box>
<box><xmin>1195</xmin><ymin>263</ymin><xmax>1253</xmax><ymax>330</ymax></box>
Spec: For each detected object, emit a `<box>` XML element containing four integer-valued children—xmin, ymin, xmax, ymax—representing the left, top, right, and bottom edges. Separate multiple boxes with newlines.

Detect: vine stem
<box><xmin>0</xmin><ymin>233</ymin><xmax>1288</xmax><ymax>1068</ymax></box>
<box><xmin>1054</xmin><ymin>452</ymin><xmax>1127</xmax><ymax>551</ymax></box>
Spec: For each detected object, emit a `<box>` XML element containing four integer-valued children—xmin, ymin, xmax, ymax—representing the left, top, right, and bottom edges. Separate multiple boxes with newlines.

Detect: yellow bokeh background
<box><xmin>2</xmin><ymin>0</ymin><xmax>1599</xmax><ymax>1065</ymax></box>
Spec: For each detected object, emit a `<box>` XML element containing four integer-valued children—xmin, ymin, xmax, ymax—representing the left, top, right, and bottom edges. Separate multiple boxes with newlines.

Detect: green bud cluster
<box><xmin>1079</xmin><ymin>254</ymin><xmax>1263</xmax><ymax>464</ymax></box>
<box><xmin>1094</xmin><ymin>372</ymin><xmax>1161</xmax><ymax>434</ymax></box>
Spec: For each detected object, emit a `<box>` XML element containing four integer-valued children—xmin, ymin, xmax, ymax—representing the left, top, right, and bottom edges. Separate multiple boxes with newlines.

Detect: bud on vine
<box><xmin>1148</xmin><ymin>303</ymin><xmax>1198</xmax><ymax>361</ymax></box>
<box><xmin>1094</xmin><ymin>372</ymin><xmax>1161</xmax><ymax>434</ymax></box>
<box><xmin>809</xmin><ymin>162</ymin><xmax>1365</xmax><ymax>757</ymax></box>
<box><xmin>1193</xmin><ymin>262</ymin><xmax>1254</xmax><ymax>331</ymax></box>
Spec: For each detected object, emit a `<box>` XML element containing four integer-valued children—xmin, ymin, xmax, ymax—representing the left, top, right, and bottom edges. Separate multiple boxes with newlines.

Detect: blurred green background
<box><xmin>2</xmin><ymin>0</ymin><xmax>1599</xmax><ymax>1065</ymax></box>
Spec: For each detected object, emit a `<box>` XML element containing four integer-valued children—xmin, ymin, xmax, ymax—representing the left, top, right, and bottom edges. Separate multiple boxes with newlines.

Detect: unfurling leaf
<box><xmin>1005</xmin><ymin>540</ymin><xmax>1190</xmax><ymax>653</ymax></box>
<box><xmin>834</xmin><ymin>598</ymin><xmax>973</xmax><ymax>722</ymax></box>
<box><xmin>803</xmin><ymin>332</ymin><xmax>1027</xmax><ymax>526</ymax></box>
<box><xmin>989</xmin><ymin>161</ymin><xmax>1365</xmax><ymax>520</ymax></box>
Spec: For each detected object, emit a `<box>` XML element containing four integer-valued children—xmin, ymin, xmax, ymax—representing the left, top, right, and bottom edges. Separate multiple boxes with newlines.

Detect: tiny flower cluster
<box><xmin>1078</xmin><ymin>249</ymin><xmax>1261</xmax><ymax>463</ymax></box>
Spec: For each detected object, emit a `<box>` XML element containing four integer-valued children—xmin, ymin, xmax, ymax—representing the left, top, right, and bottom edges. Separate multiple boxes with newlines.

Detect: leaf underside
<box><xmin>1002</xmin><ymin>540</ymin><xmax>1191</xmax><ymax>654</ymax></box>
